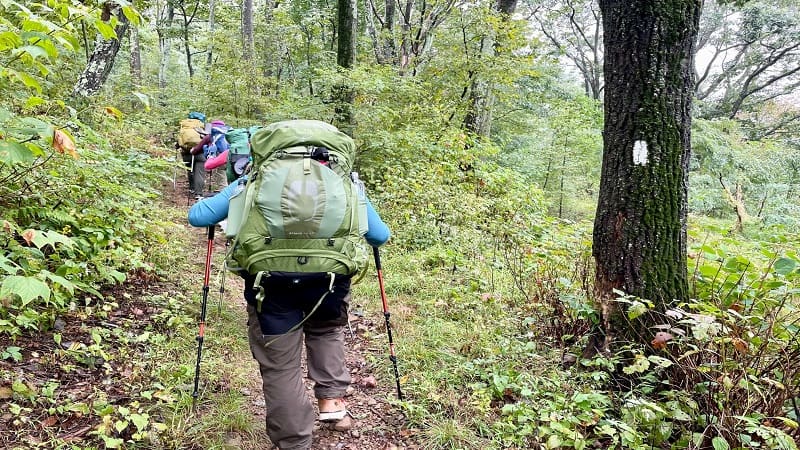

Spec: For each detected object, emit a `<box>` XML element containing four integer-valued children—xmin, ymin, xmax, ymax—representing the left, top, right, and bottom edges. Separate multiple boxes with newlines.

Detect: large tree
<box><xmin>591</xmin><ymin>0</ymin><xmax>702</xmax><ymax>352</ymax></box>
<box><xmin>72</xmin><ymin>3</ymin><xmax>130</xmax><ymax>97</ymax></box>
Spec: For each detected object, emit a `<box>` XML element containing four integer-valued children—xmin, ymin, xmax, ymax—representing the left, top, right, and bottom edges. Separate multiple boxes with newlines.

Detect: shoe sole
<box><xmin>318</xmin><ymin>410</ymin><xmax>347</xmax><ymax>421</ymax></box>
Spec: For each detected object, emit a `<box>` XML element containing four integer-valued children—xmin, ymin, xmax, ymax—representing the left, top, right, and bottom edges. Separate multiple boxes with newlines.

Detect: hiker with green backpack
<box><xmin>187</xmin><ymin>120</ymin><xmax>390</xmax><ymax>450</ymax></box>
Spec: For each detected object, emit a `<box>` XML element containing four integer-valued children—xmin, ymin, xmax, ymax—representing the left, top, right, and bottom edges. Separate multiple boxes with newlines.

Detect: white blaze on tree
<box><xmin>633</xmin><ymin>140</ymin><xmax>648</xmax><ymax>165</ymax></box>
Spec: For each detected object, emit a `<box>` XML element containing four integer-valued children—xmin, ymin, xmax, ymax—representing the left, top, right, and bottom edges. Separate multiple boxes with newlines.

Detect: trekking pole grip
<box><xmin>207</xmin><ymin>225</ymin><xmax>215</xmax><ymax>240</ymax></box>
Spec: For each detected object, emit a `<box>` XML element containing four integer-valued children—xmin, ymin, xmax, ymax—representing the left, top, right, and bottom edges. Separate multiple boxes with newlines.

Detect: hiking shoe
<box><xmin>318</xmin><ymin>398</ymin><xmax>347</xmax><ymax>422</ymax></box>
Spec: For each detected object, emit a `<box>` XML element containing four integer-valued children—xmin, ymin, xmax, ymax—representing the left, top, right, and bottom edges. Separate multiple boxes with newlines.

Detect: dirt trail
<box><xmin>174</xmin><ymin>177</ymin><xmax>418</xmax><ymax>450</ymax></box>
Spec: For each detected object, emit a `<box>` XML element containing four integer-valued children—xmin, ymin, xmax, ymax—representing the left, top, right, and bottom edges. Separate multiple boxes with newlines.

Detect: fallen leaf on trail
<box><xmin>41</xmin><ymin>416</ymin><xmax>58</xmax><ymax>428</ymax></box>
<box><xmin>0</xmin><ymin>386</ymin><xmax>12</xmax><ymax>399</ymax></box>
<box><xmin>651</xmin><ymin>331</ymin><xmax>673</xmax><ymax>350</ymax></box>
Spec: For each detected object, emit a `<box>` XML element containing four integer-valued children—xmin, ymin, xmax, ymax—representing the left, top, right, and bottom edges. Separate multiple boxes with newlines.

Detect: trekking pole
<box><xmin>373</xmin><ymin>246</ymin><xmax>403</xmax><ymax>400</ymax></box>
<box><xmin>187</xmin><ymin>156</ymin><xmax>195</xmax><ymax>206</ymax></box>
<box><xmin>217</xmin><ymin>239</ymin><xmax>229</xmax><ymax>316</ymax></box>
<box><xmin>191</xmin><ymin>226</ymin><xmax>215</xmax><ymax>412</ymax></box>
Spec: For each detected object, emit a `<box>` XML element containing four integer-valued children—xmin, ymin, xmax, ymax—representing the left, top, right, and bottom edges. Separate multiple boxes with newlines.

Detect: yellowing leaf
<box><xmin>103</xmin><ymin>106</ymin><xmax>123</xmax><ymax>121</ymax></box>
<box><xmin>53</xmin><ymin>129</ymin><xmax>77</xmax><ymax>158</ymax></box>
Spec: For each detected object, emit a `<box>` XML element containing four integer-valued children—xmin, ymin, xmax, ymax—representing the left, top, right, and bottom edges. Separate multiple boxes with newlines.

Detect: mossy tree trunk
<box><xmin>591</xmin><ymin>0</ymin><xmax>701</xmax><ymax>353</ymax></box>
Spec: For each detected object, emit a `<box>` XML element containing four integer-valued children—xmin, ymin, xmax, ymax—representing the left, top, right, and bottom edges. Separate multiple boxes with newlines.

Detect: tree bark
<box><xmin>207</xmin><ymin>0</ymin><xmax>216</xmax><ymax>65</ymax></box>
<box><xmin>72</xmin><ymin>4</ymin><xmax>130</xmax><ymax>97</ymax></box>
<box><xmin>157</xmin><ymin>2</ymin><xmax>175</xmax><ymax>91</ymax></box>
<box><xmin>719</xmin><ymin>175</ymin><xmax>750</xmax><ymax>233</ymax></box>
<box><xmin>336</xmin><ymin>0</ymin><xmax>357</xmax><ymax>135</ymax></box>
<box><xmin>242</xmin><ymin>0</ymin><xmax>255</xmax><ymax>60</ymax></box>
<box><xmin>592</xmin><ymin>0</ymin><xmax>701</xmax><ymax>352</ymax></box>
<box><xmin>129</xmin><ymin>23</ymin><xmax>141</xmax><ymax>88</ymax></box>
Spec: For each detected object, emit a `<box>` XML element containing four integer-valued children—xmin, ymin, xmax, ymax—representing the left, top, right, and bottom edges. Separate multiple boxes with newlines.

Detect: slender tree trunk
<box><xmin>559</xmin><ymin>154</ymin><xmax>566</xmax><ymax>218</ymax></box>
<box><xmin>591</xmin><ymin>0</ymin><xmax>701</xmax><ymax>353</ymax></box>
<box><xmin>182</xmin><ymin>21</ymin><xmax>194</xmax><ymax>78</ymax></box>
<box><xmin>382</xmin><ymin>0</ymin><xmax>397</xmax><ymax>63</ymax></box>
<box><xmin>242</xmin><ymin>0</ymin><xmax>255</xmax><ymax>60</ymax></box>
<box><xmin>130</xmin><ymin>24</ymin><xmax>141</xmax><ymax>88</ymax></box>
<box><xmin>73</xmin><ymin>5</ymin><xmax>130</xmax><ymax>97</ymax></box>
<box><xmin>158</xmin><ymin>4</ymin><xmax>175</xmax><ymax>91</ymax></box>
<box><xmin>177</xmin><ymin>1</ymin><xmax>200</xmax><ymax>79</ymax></box>
<box><xmin>719</xmin><ymin>175</ymin><xmax>750</xmax><ymax>233</ymax></box>
<box><xmin>207</xmin><ymin>0</ymin><xmax>216</xmax><ymax>65</ymax></box>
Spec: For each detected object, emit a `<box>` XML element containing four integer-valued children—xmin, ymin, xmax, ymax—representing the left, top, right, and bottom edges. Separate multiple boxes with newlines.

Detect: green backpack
<box><xmin>226</xmin><ymin>120</ymin><xmax>369</xmax><ymax>277</ymax></box>
<box><xmin>224</xmin><ymin>128</ymin><xmax>252</xmax><ymax>183</ymax></box>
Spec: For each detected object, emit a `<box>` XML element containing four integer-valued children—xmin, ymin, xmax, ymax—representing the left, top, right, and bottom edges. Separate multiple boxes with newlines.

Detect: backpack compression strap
<box><xmin>251</xmin><ymin>271</ymin><xmax>337</xmax><ymax>346</ymax></box>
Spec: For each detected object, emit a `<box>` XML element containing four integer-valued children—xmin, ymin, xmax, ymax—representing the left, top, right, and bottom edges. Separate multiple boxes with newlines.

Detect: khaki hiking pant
<box><xmin>247</xmin><ymin>304</ymin><xmax>350</xmax><ymax>450</ymax></box>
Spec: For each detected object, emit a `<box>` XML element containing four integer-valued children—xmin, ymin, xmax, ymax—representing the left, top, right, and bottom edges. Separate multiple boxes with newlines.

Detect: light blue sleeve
<box><xmin>188</xmin><ymin>180</ymin><xmax>241</xmax><ymax>227</ymax></box>
<box><xmin>364</xmin><ymin>197</ymin><xmax>390</xmax><ymax>247</ymax></box>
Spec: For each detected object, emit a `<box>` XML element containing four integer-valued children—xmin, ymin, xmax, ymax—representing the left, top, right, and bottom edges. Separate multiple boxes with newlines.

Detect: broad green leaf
<box><xmin>627</xmin><ymin>301</ymin><xmax>648</xmax><ymax>320</ymax></box>
<box><xmin>16</xmin><ymin>45</ymin><xmax>50</xmax><ymax>60</ymax></box>
<box><xmin>18</xmin><ymin>116</ymin><xmax>53</xmax><ymax>138</ymax></box>
<box><xmin>25</xmin><ymin>96</ymin><xmax>46</xmax><ymax>109</ymax></box>
<box><xmin>0</xmin><ymin>254</ymin><xmax>19</xmax><ymax>274</ymax></box>
<box><xmin>94</xmin><ymin>20</ymin><xmax>116</xmax><ymax>40</ymax></box>
<box><xmin>0</xmin><ymin>31</ymin><xmax>22</xmax><ymax>50</ymax></box>
<box><xmin>43</xmin><ymin>273</ymin><xmax>75</xmax><ymax>295</ymax></box>
<box><xmin>0</xmin><ymin>140</ymin><xmax>34</xmax><ymax>164</ymax></box>
<box><xmin>130</xmin><ymin>413</ymin><xmax>149</xmax><ymax>432</ymax></box>
<box><xmin>21</xmin><ymin>18</ymin><xmax>50</xmax><ymax>33</ymax></box>
<box><xmin>114</xmin><ymin>420</ymin><xmax>128</xmax><ymax>433</ymax></box>
<box><xmin>133</xmin><ymin>92</ymin><xmax>150</xmax><ymax>111</ymax></box>
<box><xmin>5</xmin><ymin>69</ymin><xmax>42</xmax><ymax>93</ymax></box>
<box><xmin>121</xmin><ymin>6</ymin><xmax>140</xmax><ymax>25</ymax></box>
<box><xmin>546</xmin><ymin>434</ymin><xmax>562</xmax><ymax>449</ymax></box>
<box><xmin>0</xmin><ymin>275</ymin><xmax>50</xmax><ymax>306</ymax></box>
<box><xmin>100</xmin><ymin>435</ymin><xmax>123</xmax><ymax>449</ymax></box>
<box><xmin>25</xmin><ymin>142</ymin><xmax>46</xmax><ymax>158</ymax></box>
<box><xmin>774</xmin><ymin>257</ymin><xmax>797</xmax><ymax>275</ymax></box>
<box><xmin>712</xmin><ymin>436</ymin><xmax>729</xmax><ymax>450</ymax></box>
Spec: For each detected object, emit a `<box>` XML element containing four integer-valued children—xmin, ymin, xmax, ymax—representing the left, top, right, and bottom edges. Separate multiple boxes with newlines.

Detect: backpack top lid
<box><xmin>188</xmin><ymin>111</ymin><xmax>205</xmax><ymax>122</ymax></box>
<box><xmin>250</xmin><ymin>120</ymin><xmax>355</xmax><ymax>173</ymax></box>
<box><xmin>226</xmin><ymin>128</ymin><xmax>251</xmax><ymax>155</ymax></box>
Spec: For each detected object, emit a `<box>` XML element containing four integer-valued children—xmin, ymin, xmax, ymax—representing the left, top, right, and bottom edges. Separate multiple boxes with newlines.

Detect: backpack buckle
<box><xmin>297</xmin><ymin>256</ymin><xmax>308</xmax><ymax>265</ymax></box>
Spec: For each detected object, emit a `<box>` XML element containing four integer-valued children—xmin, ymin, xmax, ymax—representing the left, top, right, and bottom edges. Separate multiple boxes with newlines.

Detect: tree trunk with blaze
<box><xmin>591</xmin><ymin>0</ymin><xmax>701</xmax><ymax>354</ymax></box>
